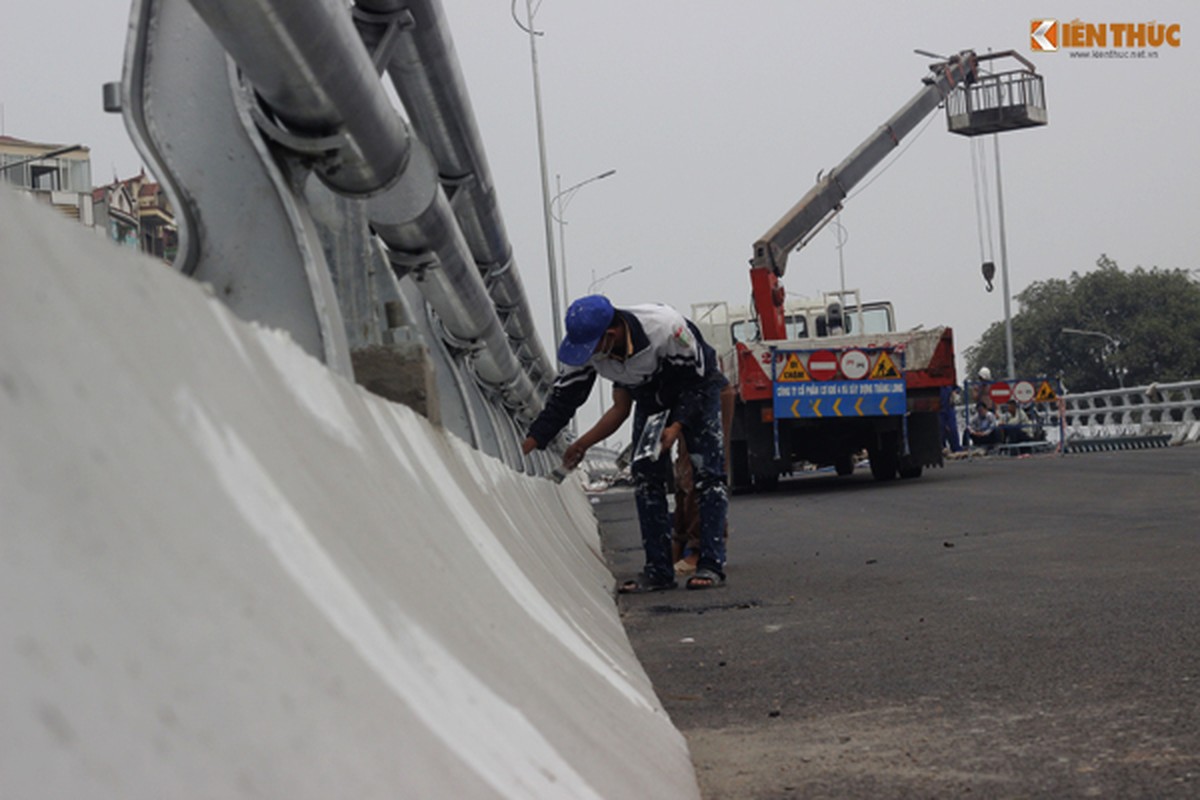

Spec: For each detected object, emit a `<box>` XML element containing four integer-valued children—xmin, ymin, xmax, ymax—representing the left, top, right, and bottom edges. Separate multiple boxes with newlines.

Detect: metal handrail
<box><xmin>354</xmin><ymin>0</ymin><xmax>554</xmax><ymax>397</ymax></box>
<box><xmin>1060</xmin><ymin>379</ymin><xmax>1200</xmax><ymax>443</ymax></box>
<box><xmin>957</xmin><ymin>379</ymin><xmax>1200</xmax><ymax>453</ymax></box>
<box><xmin>179</xmin><ymin>0</ymin><xmax>550</xmax><ymax>425</ymax></box>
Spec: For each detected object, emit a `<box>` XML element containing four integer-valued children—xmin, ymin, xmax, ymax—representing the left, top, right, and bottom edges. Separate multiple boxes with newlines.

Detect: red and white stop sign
<box><xmin>808</xmin><ymin>350</ymin><xmax>838</xmax><ymax>381</ymax></box>
<box><xmin>988</xmin><ymin>381</ymin><xmax>1012</xmax><ymax>405</ymax></box>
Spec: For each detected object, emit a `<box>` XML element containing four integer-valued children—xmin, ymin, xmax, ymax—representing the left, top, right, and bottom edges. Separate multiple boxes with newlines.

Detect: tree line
<box><xmin>964</xmin><ymin>255</ymin><xmax>1200</xmax><ymax>393</ymax></box>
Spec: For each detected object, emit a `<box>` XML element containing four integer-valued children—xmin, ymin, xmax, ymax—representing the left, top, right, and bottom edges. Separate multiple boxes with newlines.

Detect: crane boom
<box><xmin>749</xmin><ymin>50</ymin><xmax>980</xmax><ymax>339</ymax></box>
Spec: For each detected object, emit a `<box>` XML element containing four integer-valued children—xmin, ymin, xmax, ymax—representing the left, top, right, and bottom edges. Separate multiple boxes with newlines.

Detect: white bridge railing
<box><xmin>1059</xmin><ymin>379</ymin><xmax>1200</xmax><ymax>445</ymax></box>
<box><xmin>958</xmin><ymin>378</ymin><xmax>1200</xmax><ymax>454</ymax></box>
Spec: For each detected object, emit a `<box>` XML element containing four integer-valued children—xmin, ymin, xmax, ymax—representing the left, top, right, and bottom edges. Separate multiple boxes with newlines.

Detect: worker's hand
<box><xmin>563</xmin><ymin>440</ymin><xmax>589</xmax><ymax>470</ymax></box>
<box><xmin>521</xmin><ymin>436</ymin><xmax>539</xmax><ymax>455</ymax></box>
<box><xmin>659</xmin><ymin>422</ymin><xmax>684</xmax><ymax>457</ymax></box>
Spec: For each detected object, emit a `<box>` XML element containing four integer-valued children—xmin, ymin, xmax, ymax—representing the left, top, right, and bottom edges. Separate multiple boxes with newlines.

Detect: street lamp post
<box><xmin>551</xmin><ymin>169</ymin><xmax>616</xmax><ymax>310</ymax></box>
<box><xmin>511</xmin><ymin>0</ymin><xmax>563</xmax><ymax>352</ymax></box>
<box><xmin>1061</xmin><ymin>327</ymin><xmax>1124</xmax><ymax>388</ymax></box>
<box><xmin>832</xmin><ymin>216</ymin><xmax>848</xmax><ymax>302</ymax></box>
<box><xmin>917</xmin><ymin>48</ymin><xmax>1017</xmax><ymax>379</ymax></box>
<box><xmin>994</xmin><ymin>134</ymin><xmax>1016</xmax><ymax>380</ymax></box>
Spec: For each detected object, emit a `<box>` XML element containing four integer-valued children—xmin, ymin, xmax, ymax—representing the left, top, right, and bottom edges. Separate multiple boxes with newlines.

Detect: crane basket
<box><xmin>946</xmin><ymin>68</ymin><xmax>1048</xmax><ymax>136</ymax></box>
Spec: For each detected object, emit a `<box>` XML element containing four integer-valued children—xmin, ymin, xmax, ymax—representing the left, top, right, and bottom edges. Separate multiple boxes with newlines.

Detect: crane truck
<box><xmin>694</xmin><ymin>50</ymin><xmax>1047</xmax><ymax>489</ymax></box>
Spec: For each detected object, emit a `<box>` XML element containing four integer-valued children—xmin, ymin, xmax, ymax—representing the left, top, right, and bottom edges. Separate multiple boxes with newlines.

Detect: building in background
<box><xmin>93</xmin><ymin>171</ymin><xmax>177</xmax><ymax>260</ymax></box>
<box><xmin>92</xmin><ymin>179</ymin><xmax>139</xmax><ymax>250</ymax></box>
<box><xmin>132</xmin><ymin>174</ymin><xmax>177</xmax><ymax>261</ymax></box>
<box><xmin>2</xmin><ymin>135</ymin><xmax>176</xmax><ymax>262</ymax></box>
<box><xmin>0</xmin><ymin>135</ymin><xmax>94</xmax><ymax>225</ymax></box>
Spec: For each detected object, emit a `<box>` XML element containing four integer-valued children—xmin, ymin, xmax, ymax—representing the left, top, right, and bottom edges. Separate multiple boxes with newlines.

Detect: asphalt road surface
<box><xmin>596</xmin><ymin>446</ymin><xmax>1200</xmax><ymax>799</ymax></box>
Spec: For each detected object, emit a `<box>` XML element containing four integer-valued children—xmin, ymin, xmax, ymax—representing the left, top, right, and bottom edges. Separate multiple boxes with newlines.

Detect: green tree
<box><xmin>964</xmin><ymin>255</ymin><xmax>1200</xmax><ymax>392</ymax></box>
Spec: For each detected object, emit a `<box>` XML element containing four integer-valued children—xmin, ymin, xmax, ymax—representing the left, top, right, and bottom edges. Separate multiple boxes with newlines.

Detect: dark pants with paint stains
<box><xmin>631</xmin><ymin>377</ymin><xmax>729</xmax><ymax>583</ymax></box>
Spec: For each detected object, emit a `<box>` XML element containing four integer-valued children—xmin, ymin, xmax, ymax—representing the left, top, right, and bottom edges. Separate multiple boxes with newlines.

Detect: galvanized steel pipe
<box><xmin>366</xmin><ymin>160</ymin><xmax>534</xmax><ymax>406</ymax></box>
<box><xmin>354</xmin><ymin>0</ymin><xmax>553</xmax><ymax>392</ymax></box>
<box><xmin>185</xmin><ymin>0</ymin><xmax>409</xmax><ymax>196</ymax></box>
<box><xmin>183</xmin><ymin>0</ymin><xmax>541</xmax><ymax>414</ymax></box>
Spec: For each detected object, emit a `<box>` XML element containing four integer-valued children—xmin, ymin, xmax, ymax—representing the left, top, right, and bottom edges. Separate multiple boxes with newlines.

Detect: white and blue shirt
<box><xmin>527</xmin><ymin>303</ymin><xmax>724</xmax><ymax>448</ymax></box>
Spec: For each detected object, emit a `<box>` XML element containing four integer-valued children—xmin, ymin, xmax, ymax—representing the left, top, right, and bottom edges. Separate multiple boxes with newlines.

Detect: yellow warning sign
<box><xmin>869</xmin><ymin>351</ymin><xmax>901</xmax><ymax>380</ymax></box>
<box><xmin>1034</xmin><ymin>380</ymin><xmax>1058</xmax><ymax>402</ymax></box>
<box><xmin>778</xmin><ymin>353</ymin><xmax>811</xmax><ymax>382</ymax></box>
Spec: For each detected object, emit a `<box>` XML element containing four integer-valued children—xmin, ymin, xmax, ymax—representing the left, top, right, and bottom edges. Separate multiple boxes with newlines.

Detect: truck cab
<box><xmin>692</xmin><ymin>291</ymin><xmax>895</xmax><ymax>388</ymax></box>
<box><xmin>692</xmin><ymin>291</ymin><xmax>954</xmax><ymax>490</ymax></box>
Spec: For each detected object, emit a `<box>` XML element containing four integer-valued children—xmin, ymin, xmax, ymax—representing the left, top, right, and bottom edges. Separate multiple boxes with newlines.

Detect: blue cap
<box><xmin>558</xmin><ymin>295</ymin><xmax>615</xmax><ymax>366</ymax></box>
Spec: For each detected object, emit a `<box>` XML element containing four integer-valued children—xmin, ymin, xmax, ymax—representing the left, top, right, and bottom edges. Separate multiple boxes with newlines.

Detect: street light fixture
<box><xmin>1061</xmin><ymin>327</ymin><xmax>1124</xmax><ymax>388</ymax></box>
<box><xmin>551</xmin><ymin>169</ymin><xmax>616</xmax><ymax>309</ymax></box>
<box><xmin>585</xmin><ymin>264</ymin><xmax>633</xmax><ymax>420</ymax></box>
<box><xmin>588</xmin><ymin>264</ymin><xmax>633</xmax><ymax>295</ymax></box>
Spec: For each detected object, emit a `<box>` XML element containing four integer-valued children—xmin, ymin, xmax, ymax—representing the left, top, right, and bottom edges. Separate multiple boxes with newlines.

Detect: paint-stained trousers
<box><xmin>631</xmin><ymin>377</ymin><xmax>729</xmax><ymax>583</ymax></box>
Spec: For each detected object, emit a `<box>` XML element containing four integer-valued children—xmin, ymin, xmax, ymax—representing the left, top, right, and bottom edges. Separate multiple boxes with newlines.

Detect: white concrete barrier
<box><xmin>0</xmin><ymin>189</ymin><xmax>699</xmax><ymax>799</ymax></box>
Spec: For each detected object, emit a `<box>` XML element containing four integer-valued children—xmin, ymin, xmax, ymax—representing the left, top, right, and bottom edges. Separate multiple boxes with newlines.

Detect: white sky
<box><xmin>4</xmin><ymin>1</ymin><xmax>1198</xmax><ymax>438</ymax></box>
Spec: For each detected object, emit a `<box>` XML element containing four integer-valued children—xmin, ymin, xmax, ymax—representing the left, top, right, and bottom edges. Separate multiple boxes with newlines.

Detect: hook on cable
<box><xmin>981</xmin><ymin>260</ymin><xmax>996</xmax><ymax>292</ymax></box>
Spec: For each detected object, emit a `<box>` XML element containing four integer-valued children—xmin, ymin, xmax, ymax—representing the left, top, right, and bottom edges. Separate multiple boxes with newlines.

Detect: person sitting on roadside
<box><xmin>967</xmin><ymin>401</ymin><xmax>1000</xmax><ymax>449</ymax></box>
<box><xmin>998</xmin><ymin>400</ymin><xmax>1031</xmax><ymax>444</ymax></box>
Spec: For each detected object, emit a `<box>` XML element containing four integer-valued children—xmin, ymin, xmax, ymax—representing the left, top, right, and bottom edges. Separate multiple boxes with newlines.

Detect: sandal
<box><xmin>686</xmin><ymin>568</ymin><xmax>725</xmax><ymax>590</ymax></box>
<box><xmin>673</xmin><ymin>550</ymin><xmax>699</xmax><ymax>577</ymax></box>
<box><xmin>618</xmin><ymin>573</ymin><xmax>677</xmax><ymax>594</ymax></box>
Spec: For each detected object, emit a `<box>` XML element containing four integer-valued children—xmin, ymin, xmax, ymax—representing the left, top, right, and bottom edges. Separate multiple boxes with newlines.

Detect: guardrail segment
<box><xmin>118</xmin><ymin>0</ymin><xmax>558</xmax><ymax>474</ymax></box>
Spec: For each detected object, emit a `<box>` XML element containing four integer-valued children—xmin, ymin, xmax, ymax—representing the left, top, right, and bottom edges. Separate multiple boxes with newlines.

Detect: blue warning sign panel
<box><xmin>774</xmin><ymin>379</ymin><xmax>907</xmax><ymax>419</ymax></box>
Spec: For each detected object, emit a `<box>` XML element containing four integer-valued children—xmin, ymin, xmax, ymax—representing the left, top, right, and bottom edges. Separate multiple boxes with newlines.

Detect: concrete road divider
<box><xmin>0</xmin><ymin>189</ymin><xmax>699</xmax><ymax>799</ymax></box>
